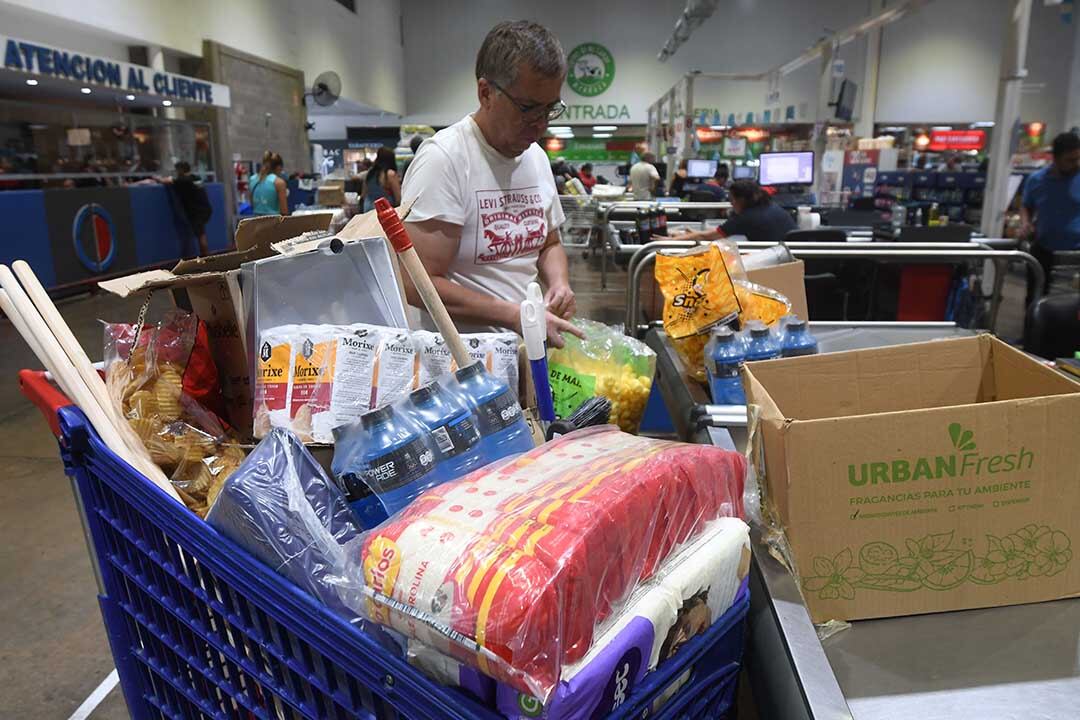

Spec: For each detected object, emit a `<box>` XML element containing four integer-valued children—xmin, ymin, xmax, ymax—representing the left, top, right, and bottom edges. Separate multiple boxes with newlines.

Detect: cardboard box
<box><xmin>316</xmin><ymin>181</ymin><xmax>345</xmax><ymax>207</ymax></box>
<box><xmin>745</xmin><ymin>260</ymin><xmax>809</xmax><ymax>320</ymax></box>
<box><xmin>99</xmin><ymin>214</ymin><xmax>332</xmax><ymax>434</ymax></box>
<box><xmin>744</xmin><ymin>335</ymin><xmax>1080</xmax><ymax>622</ymax></box>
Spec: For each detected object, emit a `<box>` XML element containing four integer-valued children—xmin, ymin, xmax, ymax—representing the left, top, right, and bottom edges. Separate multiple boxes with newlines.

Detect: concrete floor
<box><xmin>0</xmin><ymin>252</ymin><xmax>1047</xmax><ymax>718</ymax></box>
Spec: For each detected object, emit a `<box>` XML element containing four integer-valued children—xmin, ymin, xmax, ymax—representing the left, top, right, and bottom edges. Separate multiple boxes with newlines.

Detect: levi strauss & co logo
<box><xmin>848</xmin><ymin>423</ymin><xmax>1033</xmax><ymax>487</ymax></box>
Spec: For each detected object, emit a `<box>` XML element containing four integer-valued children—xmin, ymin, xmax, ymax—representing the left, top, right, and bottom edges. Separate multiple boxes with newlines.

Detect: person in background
<box><xmin>630</xmin><ymin>151</ymin><xmax>661</xmax><ymax>200</ymax></box>
<box><xmin>715</xmin><ymin>162</ymin><xmax>731</xmax><ymax>187</ymax></box>
<box><xmin>401</xmin><ymin>135</ymin><xmax>424</xmax><ymax>180</ymax></box>
<box><xmin>673</xmin><ymin>180</ymin><xmax>795</xmax><ymax>243</ymax></box>
<box><xmin>362</xmin><ymin>146</ymin><xmax>401</xmax><ymax>212</ymax></box>
<box><xmin>939</xmin><ymin>153</ymin><xmax>961</xmax><ymax>172</ymax></box>
<box><xmin>1020</xmin><ymin>131</ymin><xmax>1080</xmax><ymax>306</ymax></box>
<box><xmin>578</xmin><ymin>162</ymin><xmax>597</xmax><ymax>193</ymax></box>
<box><xmin>165</xmin><ymin>161</ymin><xmax>212</xmax><ymax>256</ymax></box>
<box><xmin>400</xmin><ymin>20</ymin><xmax>583</xmax><ymax>347</ymax></box>
<box><xmin>668</xmin><ymin>158</ymin><xmax>689</xmax><ymax>198</ymax></box>
<box><xmin>249</xmin><ymin>151</ymin><xmax>289</xmax><ymax>216</ymax></box>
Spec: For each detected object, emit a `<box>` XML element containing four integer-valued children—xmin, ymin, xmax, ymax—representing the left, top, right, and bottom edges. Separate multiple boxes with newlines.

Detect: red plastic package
<box><xmin>354</xmin><ymin>426</ymin><xmax>745</xmax><ymax>701</ymax></box>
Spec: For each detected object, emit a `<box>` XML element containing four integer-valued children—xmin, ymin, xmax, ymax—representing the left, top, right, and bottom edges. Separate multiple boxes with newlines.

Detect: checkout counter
<box><xmin>645</xmin><ymin>324</ymin><xmax>1080</xmax><ymax>720</ymax></box>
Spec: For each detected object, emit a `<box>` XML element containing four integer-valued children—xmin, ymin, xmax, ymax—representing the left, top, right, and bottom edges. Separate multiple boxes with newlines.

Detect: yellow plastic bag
<box><xmin>655</xmin><ymin>245</ymin><xmax>741</xmax><ymax>339</ymax></box>
<box><xmin>734</xmin><ymin>280</ymin><xmax>792</xmax><ymax>326</ymax></box>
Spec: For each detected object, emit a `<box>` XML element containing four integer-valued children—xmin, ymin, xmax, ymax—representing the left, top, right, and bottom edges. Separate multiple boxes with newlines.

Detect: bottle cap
<box><xmin>785</xmin><ymin>318</ymin><xmax>807</xmax><ymax>331</ymax></box>
<box><xmin>454</xmin><ymin>361</ymin><xmax>485</xmax><ymax>381</ymax></box>
<box><xmin>409</xmin><ymin>382</ymin><xmax>441</xmax><ymax>404</ymax></box>
<box><xmin>749</xmin><ymin>322</ymin><xmax>771</xmax><ymax>338</ymax></box>
<box><xmin>711</xmin><ymin>325</ymin><xmax>736</xmax><ymax>343</ymax></box>
<box><xmin>361</xmin><ymin>404</ymin><xmax>394</xmax><ymax>429</ymax></box>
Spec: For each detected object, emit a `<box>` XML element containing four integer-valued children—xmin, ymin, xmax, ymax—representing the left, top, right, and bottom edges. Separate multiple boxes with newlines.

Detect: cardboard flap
<box><xmin>990</xmin><ymin>336</ymin><xmax>1080</xmax><ymax>399</ymax></box>
<box><xmin>335</xmin><ymin>198</ymin><xmax>415</xmax><ymax>244</ymax></box>
<box><xmin>745</xmin><ymin>260</ymin><xmax>809</xmax><ymax>320</ymax></box>
<box><xmin>98</xmin><ymin>269</ymin><xmax>179</xmax><ymax>297</ymax></box>
<box><xmin>232</xmin><ymin>213</ymin><xmax>332</xmax><ymax>253</ymax></box>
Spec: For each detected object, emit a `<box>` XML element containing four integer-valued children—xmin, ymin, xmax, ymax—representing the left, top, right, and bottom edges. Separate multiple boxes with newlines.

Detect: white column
<box><xmin>854</xmin><ymin>0</ymin><xmax>886</xmax><ymax>138</ymax></box>
<box><xmin>981</xmin><ymin>0</ymin><xmax>1032</xmax><ymax>237</ymax></box>
<box><xmin>812</xmin><ymin>43</ymin><xmax>835</xmax><ymax>199</ymax></box>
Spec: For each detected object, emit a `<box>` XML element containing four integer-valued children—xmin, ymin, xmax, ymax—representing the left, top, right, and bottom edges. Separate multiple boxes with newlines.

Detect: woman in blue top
<box><xmin>249</xmin><ymin>151</ymin><xmax>289</xmax><ymax>215</ymax></box>
<box><xmin>362</xmin><ymin>146</ymin><xmax>401</xmax><ymax>212</ymax></box>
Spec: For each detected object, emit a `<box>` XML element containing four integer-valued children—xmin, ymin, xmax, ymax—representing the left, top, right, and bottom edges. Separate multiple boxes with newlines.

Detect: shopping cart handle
<box><xmin>19</xmin><ymin>369</ymin><xmax>72</xmax><ymax>437</ymax></box>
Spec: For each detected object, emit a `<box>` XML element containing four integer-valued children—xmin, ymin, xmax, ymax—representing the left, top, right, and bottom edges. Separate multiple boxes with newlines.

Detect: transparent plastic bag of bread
<box><xmin>206</xmin><ymin>427</ymin><xmax>364</xmax><ymax>617</ymax></box>
<box><xmin>104</xmin><ymin>309</ymin><xmax>245</xmax><ymax>517</ymax></box>
<box><xmin>344</xmin><ymin>426</ymin><xmax>746</xmax><ymax>703</ymax></box>
<box><xmin>546</xmin><ymin>319</ymin><xmax>656</xmax><ymax>433</ymax></box>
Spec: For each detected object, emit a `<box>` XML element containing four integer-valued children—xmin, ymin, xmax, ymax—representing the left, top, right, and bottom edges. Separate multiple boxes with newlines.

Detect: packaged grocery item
<box><xmin>253</xmin><ymin>326</ymin><xmax>296</xmax><ymax>438</ymax></box>
<box><xmin>453</xmin><ymin>361</ymin><xmax>534</xmax><ymax>459</ymax></box>
<box><xmin>654</xmin><ymin>245</ymin><xmax>740</xmax><ymax>340</ymax></box>
<box><xmin>547</xmin><ymin>319</ymin><xmax>656</xmax><ymax>433</ymax></box>
<box><xmin>705</xmin><ymin>325</ymin><xmax>747</xmax><ymax>405</ymax></box>
<box><xmin>495</xmin><ymin>518</ymin><xmax>750</xmax><ymax>719</ymax></box>
<box><xmin>734</xmin><ymin>279</ymin><xmax>792</xmax><ymax>327</ymax></box>
<box><xmin>416</xmin><ymin>331</ymin><xmax>520</xmax><ymax>395</ymax></box>
<box><xmin>206</xmin><ymin>427</ymin><xmax>362</xmax><ymax>616</ymax></box>
<box><xmin>779</xmin><ymin>317</ymin><xmax>818</xmax><ymax>357</ymax></box>
<box><xmin>350</xmin><ymin>426</ymin><xmax>746</xmax><ymax>702</ymax></box>
<box><xmin>104</xmin><ymin>309</ymin><xmax>244</xmax><ymax>517</ymax></box>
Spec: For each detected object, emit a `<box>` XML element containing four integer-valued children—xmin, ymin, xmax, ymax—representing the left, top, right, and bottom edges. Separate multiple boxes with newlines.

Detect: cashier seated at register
<box><xmin>401</xmin><ymin>20</ymin><xmax>584</xmax><ymax>348</ymax></box>
<box><xmin>673</xmin><ymin>180</ymin><xmax>796</xmax><ymax>243</ymax></box>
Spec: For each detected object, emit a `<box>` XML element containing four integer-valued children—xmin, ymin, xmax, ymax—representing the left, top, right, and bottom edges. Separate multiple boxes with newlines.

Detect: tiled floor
<box><xmin>0</xmin><ymin>251</ymin><xmax>1057</xmax><ymax>718</ymax></box>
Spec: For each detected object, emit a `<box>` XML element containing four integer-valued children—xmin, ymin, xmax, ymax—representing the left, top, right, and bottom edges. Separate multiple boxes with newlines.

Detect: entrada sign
<box><xmin>2</xmin><ymin>35</ymin><xmax>231</xmax><ymax>108</ymax></box>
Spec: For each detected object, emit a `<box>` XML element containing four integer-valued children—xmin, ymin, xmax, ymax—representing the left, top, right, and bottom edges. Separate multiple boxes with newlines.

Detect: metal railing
<box><xmin>624</xmin><ymin>240</ymin><xmax>1044</xmax><ymax>336</ymax></box>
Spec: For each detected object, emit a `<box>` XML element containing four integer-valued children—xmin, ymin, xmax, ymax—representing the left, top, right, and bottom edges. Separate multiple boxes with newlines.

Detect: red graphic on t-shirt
<box><xmin>475</xmin><ymin>188</ymin><xmax>547</xmax><ymax>264</ymax></box>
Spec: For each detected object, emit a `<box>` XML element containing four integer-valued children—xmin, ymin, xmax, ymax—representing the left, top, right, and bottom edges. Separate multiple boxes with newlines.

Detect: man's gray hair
<box><xmin>475</xmin><ymin>21</ymin><xmax>566</xmax><ymax>88</ymax></box>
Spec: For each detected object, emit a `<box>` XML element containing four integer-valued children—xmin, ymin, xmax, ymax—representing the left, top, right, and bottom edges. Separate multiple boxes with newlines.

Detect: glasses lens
<box><xmin>546</xmin><ymin>101</ymin><xmax>567</xmax><ymax>121</ymax></box>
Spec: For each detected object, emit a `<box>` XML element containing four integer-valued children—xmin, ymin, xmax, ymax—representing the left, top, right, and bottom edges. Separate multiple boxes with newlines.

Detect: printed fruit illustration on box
<box><xmin>802</xmin><ymin>524</ymin><xmax>1073</xmax><ymax>600</ymax></box>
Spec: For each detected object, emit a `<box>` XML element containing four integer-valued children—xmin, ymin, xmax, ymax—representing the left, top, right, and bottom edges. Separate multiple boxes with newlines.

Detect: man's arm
<box><xmin>538</xmin><ymin>230</ymin><xmax>575</xmax><ymax>319</ymax></box>
<box><xmin>403</xmin><ymin>220</ymin><xmax>581</xmax><ymax>347</ymax></box>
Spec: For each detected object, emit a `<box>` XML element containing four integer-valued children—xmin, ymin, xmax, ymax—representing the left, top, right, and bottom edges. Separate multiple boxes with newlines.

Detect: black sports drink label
<box><xmin>474</xmin><ymin>390</ymin><xmax>522</xmax><ymax>436</ymax></box>
<box><xmin>430</xmin><ymin>414</ymin><xmax>480</xmax><ymax>458</ymax></box>
<box><xmin>360</xmin><ymin>437</ymin><xmax>435</xmax><ymax>493</ymax></box>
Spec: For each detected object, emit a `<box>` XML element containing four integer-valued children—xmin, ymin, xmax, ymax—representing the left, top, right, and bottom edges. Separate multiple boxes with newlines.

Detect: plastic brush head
<box><xmin>566</xmin><ymin>396</ymin><xmax>612</xmax><ymax>429</ymax></box>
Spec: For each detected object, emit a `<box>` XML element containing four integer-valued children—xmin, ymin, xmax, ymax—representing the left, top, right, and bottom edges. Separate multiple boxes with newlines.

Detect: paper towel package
<box><xmin>495</xmin><ymin>517</ymin><xmax>751</xmax><ymax>720</ymax></box>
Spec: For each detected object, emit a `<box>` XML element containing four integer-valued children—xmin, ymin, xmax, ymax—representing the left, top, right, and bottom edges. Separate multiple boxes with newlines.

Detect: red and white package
<box><xmin>353</xmin><ymin>426</ymin><xmax>745</xmax><ymax>701</ymax></box>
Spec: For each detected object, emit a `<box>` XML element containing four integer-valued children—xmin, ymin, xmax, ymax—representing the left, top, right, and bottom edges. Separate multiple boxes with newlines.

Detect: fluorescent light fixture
<box><xmin>25</xmin><ymin>78</ymin><xmax>39</xmax><ymax>86</ymax></box>
<box><xmin>162</xmin><ymin>99</ymin><xmax>173</xmax><ymax>107</ymax></box>
<box><xmin>930</xmin><ymin>125</ymin><xmax>952</xmax><ymax>131</ymax></box>
<box><xmin>547</xmin><ymin>126</ymin><xmax>571</xmax><ymax>133</ymax></box>
<box><xmin>125</xmin><ymin>94</ymin><xmax>136</xmax><ymax>101</ymax></box>
<box><xmin>80</xmin><ymin>87</ymin><xmax>92</xmax><ymax>94</ymax></box>
<box><xmin>593</xmin><ymin>133</ymin><xmax>613</xmax><ymax>138</ymax></box>
<box><xmin>709</xmin><ymin>125</ymin><xmax>730</xmax><ymax>130</ymax></box>
<box><xmin>971</xmin><ymin>121</ymin><xmax>995</xmax><ymax>128</ymax></box>
<box><xmin>592</xmin><ymin>125</ymin><xmax>617</xmax><ymax>131</ymax></box>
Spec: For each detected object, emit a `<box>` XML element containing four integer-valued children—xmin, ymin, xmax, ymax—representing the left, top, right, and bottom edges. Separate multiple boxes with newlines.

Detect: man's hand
<box><xmin>544</xmin><ymin>283</ymin><xmax>576</xmax><ymax>319</ymax></box>
<box><xmin>1020</xmin><ymin>219</ymin><xmax>1035</xmax><ymax>239</ymax></box>
<box><xmin>546</xmin><ymin>312</ymin><xmax>585</xmax><ymax>349</ymax></box>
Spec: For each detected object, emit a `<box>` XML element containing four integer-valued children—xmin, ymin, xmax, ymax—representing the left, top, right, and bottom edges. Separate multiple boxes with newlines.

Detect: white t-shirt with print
<box><xmin>630</xmin><ymin>161</ymin><xmax>660</xmax><ymax>200</ymax></box>
<box><xmin>401</xmin><ymin>115</ymin><xmax>565</xmax><ymax>333</ymax></box>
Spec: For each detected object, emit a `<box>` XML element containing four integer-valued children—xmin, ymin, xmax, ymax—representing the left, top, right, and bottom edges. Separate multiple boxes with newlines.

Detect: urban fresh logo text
<box><xmin>848</xmin><ymin>423</ymin><xmax>1033</xmax><ymax>488</ymax></box>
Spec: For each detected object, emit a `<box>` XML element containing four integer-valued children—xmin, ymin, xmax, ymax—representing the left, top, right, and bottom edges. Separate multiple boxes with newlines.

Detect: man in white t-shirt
<box><xmin>401</xmin><ymin>20</ymin><xmax>583</xmax><ymax>347</ymax></box>
<box><xmin>630</xmin><ymin>153</ymin><xmax>661</xmax><ymax>200</ymax></box>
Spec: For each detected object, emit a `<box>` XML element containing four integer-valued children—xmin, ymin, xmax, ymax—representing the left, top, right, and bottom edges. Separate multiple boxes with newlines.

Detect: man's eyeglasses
<box><xmin>487</xmin><ymin>78</ymin><xmax>567</xmax><ymax>123</ymax></box>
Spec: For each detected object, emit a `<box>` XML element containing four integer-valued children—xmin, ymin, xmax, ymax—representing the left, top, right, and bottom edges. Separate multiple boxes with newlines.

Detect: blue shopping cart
<box><xmin>21</xmin><ymin>369</ymin><xmax>749</xmax><ymax>720</ymax></box>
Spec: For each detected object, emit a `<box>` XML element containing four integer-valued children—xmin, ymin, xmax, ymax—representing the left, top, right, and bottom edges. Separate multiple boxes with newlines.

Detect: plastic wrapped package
<box><xmin>348</xmin><ymin>426</ymin><xmax>746</xmax><ymax>702</ymax></box>
<box><xmin>104</xmin><ymin>310</ymin><xmax>245</xmax><ymax>517</ymax></box>
<box><xmin>206</xmin><ymin>427</ymin><xmax>362</xmax><ymax>615</ymax></box>
<box><xmin>496</xmin><ymin>517</ymin><xmax>750</xmax><ymax>719</ymax></box>
<box><xmin>734</xmin><ymin>280</ymin><xmax>792</xmax><ymax>327</ymax></box>
<box><xmin>254</xmin><ymin>324</ymin><xmax>519</xmax><ymax>442</ymax></box>
<box><xmin>546</xmin><ymin>319</ymin><xmax>656</xmax><ymax>433</ymax></box>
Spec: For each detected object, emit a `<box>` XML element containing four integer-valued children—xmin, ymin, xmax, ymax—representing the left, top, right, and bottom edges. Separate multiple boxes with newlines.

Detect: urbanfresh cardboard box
<box><xmin>743</xmin><ymin>335</ymin><xmax>1080</xmax><ymax>623</ymax></box>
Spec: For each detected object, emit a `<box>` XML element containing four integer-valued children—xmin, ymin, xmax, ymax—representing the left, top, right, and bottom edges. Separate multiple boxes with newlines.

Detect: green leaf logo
<box><xmin>948</xmin><ymin>423</ymin><xmax>977</xmax><ymax>451</ymax></box>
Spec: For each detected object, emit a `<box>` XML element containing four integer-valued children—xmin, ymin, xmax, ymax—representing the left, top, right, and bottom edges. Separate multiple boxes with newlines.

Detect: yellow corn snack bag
<box><xmin>655</xmin><ymin>245</ymin><xmax>740</xmax><ymax>340</ymax></box>
<box><xmin>734</xmin><ymin>279</ymin><xmax>792</xmax><ymax>326</ymax></box>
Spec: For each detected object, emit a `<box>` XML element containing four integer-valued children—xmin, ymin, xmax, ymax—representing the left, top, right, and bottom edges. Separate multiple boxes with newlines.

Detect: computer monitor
<box><xmin>687</xmin><ymin>159</ymin><xmax>718</xmax><ymax>179</ymax></box>
<box><xmin>732</xmin><ymin>165</ymin><xmax>755</xmax><ymax>180</ymax></box>
<box><xmin>759</xmin><ymin>151</ymin><xmax>814</xmax><ymax>186</ymax></box>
